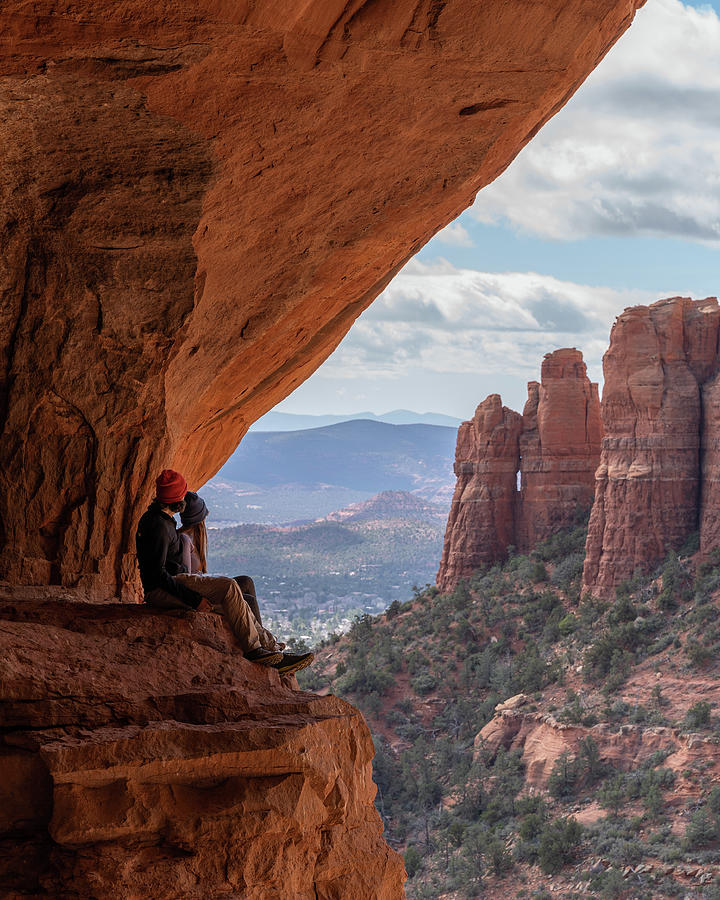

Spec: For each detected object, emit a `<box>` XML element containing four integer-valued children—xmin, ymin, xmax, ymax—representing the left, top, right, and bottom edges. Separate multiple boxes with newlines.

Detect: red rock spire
<box><xmin>438</xmin><ymin>349</ymin><xmax>602</xmax><ymax>592</ymax></box>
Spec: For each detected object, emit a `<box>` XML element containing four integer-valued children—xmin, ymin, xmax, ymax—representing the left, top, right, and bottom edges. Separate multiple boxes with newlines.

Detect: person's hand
<box><xmin>197</xmin><ymin>597</ymin><xmax>212</xmax><ymax>612</ymax></box>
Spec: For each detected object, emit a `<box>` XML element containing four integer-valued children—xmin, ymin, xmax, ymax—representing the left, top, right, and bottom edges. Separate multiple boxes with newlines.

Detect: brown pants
<box><xmin>145</xmin><ymin>573</ymin><xmax>279</xmax><ymax>654</ymax></box>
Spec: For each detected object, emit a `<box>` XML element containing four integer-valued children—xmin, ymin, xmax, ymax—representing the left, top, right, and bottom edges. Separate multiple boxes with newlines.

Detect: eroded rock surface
<box><xmin>0</xmin><ymin>589</ymin><xmax>405</xmax><ymax>899</ymax></box>
<box><xmin>583</xmin><ymin>297</ymin><xmax>720</xmax><ymax>597</ymax></box>
<box><xmin>517</xmin><ymin>349</ymin><xmax>602</xmax><ymax>551</ymax></box>
<box><xmin>438</xmin><ymin>349</ymin><xmax>601</xmax><ymax>591</ymax></box>
<box><xmin>477</xmin><ymin>697</ymin><xmax>717</xmax><ymax>796</ymax></box>
<box><xmin>0</xmin><ymin>0</ymin><xmax>646</xmax><ymax>597</ymax></box>
<box><xmin>437</xmin><ymin>394</ymin><xmax>522</xmax><ymax>592</ymax></box>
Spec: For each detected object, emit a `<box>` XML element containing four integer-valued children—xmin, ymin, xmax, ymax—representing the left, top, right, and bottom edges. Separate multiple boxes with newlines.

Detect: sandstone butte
<box><xmin>0</xmin><ymin>2</ymin><xmax>647</xmax><ymax>897</ymax></box>
<box><xmin>583</xmin><ymin>296</ymin><xmax>720</xmax><ymax>598</ymax></box>
<box><xmin>437</xmin><ymin>348</ymin><xmax>602</xmax><ymax>592</ymax></box>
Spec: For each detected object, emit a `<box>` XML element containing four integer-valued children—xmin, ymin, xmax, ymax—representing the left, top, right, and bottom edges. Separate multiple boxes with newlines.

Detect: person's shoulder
<box><xmin>137</xmin><ymin>503</ymin><xmax>163</xmax><ymax>529</ymax></box>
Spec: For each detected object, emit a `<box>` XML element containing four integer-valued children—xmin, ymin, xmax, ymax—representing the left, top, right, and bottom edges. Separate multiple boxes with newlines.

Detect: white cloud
<box><xmin>435</xmin><ymin>222</ymin><xmax>474</xmax><ymax>247</ymax></box>
<box><xmin>317</xmin><ymin>259</ymin><xmax>657</xmax><ymax>387</ymax></box>
<box><xmin>472</xmin><ymin>0</ymin><xmax>720</xmax><ymax>242</ymax></box>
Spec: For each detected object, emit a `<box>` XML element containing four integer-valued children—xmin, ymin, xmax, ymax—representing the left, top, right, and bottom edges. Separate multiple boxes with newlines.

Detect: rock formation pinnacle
<box><xmin>583</xmin><ymin>296</ymin><xmax>720</xmax><ymax>597</ymax></box>
<box><xmin>438</xmin><ymin>349</ymin><xmax>602</xmax><ymax>591</ymax></box>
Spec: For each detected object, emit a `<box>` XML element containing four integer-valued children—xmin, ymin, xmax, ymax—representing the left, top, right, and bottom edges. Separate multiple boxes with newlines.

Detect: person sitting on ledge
<box><xmin>135</xmin><ymin>468</ymin><xmax>314</xmax><ymax>676</ymax></box>
<box><xmin>178</xmin><ymin>489</ymin><xmax>275</xmax><ymax>637</ymax></box>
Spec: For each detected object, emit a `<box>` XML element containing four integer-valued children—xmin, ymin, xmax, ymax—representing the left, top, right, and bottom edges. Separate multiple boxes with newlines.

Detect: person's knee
<box><xmin>234</xmin><ymin>575</ymin><xmax>256</xmax><ymax>598</ymax></box>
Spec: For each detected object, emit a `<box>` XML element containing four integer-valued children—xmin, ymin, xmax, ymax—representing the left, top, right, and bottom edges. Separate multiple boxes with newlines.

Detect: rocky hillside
<box><xmin>301</xmin><ymin>521</ymin><xmax>720</xmax><ymax>899</ymax></box>
<box><xmin>323</xmin><ymin>491</ymin><xmax>449</xmax><ymax>525</ymax></box>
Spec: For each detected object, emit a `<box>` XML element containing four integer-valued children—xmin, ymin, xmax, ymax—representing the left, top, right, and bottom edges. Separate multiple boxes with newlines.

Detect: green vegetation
<box><xmin>207</xmin><ymin>504</ymin><xmax>445</xmax><ymax>642</ymax></box>
<box><xmin>299</xmin><ymin>527</ymin><xmax>720</xmax><ymax>897</ymax></box>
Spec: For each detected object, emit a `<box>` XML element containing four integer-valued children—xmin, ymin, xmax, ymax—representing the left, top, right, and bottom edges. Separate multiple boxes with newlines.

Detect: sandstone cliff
<box><xmin>583</xmin><ymin>297</ymin><xmax>720</xmax><ymax>597</ymax></box>
<box><xmin>0</xmin><ymin>589</ymin><xmax>405</xmax><ymax>899</ymax></box>
<box><xmin>437</xmin><ymin>394</ymin><xmax>522</xmax><ymax>591</ymax></box>
<box><xmin>0</xmin><ymin>0</ymin><xmax>646</xmax><ymax>598</ymax></box>
<box><xmin>517</xmin><ymin>348</ymin><xmax>603</xmax><ymax>550</ymax></box>
<box><xmin>438</xmin><ymin>349</ymin><xmax>601</xmax><ymax>591</ymax></box>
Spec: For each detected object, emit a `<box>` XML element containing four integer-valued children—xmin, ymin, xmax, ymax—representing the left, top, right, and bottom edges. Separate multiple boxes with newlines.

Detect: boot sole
<box><xmin>247</xmin><ymin>651</ymin><xmax>283</xmax><ymax>666</ymax></box>
<box><xmin>276</xmin><ymin>654</ymin><xmax>314</xmax><ymax>676</ymax></box>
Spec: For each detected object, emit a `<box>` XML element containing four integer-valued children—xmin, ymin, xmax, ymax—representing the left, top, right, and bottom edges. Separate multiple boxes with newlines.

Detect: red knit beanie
<box><xmin>155</xmin><ymin>469</ymin><xmax>187</xmax><ymax>504</ymax></box>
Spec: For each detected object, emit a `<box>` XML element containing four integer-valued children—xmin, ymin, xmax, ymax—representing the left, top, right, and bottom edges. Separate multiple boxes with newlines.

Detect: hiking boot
<box><xmin>273</xmin><ymin>651</ymin><xmax>314</xmax><ymax>676</ymax></box>
<box><xmin>245</xmin><ymin>647</ymin><xmax>283</xmax><ymax>666</ymax></box>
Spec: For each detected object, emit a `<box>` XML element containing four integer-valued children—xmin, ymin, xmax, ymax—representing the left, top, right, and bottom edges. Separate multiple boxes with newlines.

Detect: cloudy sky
<box><xmin>274</xmin><ymin>0</ymin><xmax>720</xmax><ymax>420</ymax></box>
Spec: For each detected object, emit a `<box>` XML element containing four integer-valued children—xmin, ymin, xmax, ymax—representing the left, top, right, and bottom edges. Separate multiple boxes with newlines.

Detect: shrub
<box><xmin>598</xmin><ymin>775</ymin><xmax>626</xmax><ymax>817</ymax></box>
<box><xmin>551</xmin><ymin>553</ymin><xmax>585</xmax><ymax>591</ymax></box>
<box><xmin>404</xmin><ymin>845</ymin><xmax>422</xmax><ymax>878</ymax></box>
<box><xmin>558</xmin><ymin>613</ymin><xmax>578</xmax><ymax>637</ymax></box>
<box><xmin>684</xmin><ymin>807</ymin><xmax>719</xmax><ymax>849</ymax></box>
<box><xmin>708</xmin><ymin>787</ymin><xmax>720</xmax><ymax>816</ymax></box>
<box><xmin>686</xmin><ymin>700</ymin><xmax>712</xmax><ymax>729</ymax></box>
<box><xmin>336</xmin><ymin>665</ymin><xmax>393</xmax><ymax>696</ymax></box>
<box><xmin>548</xmin><ymin>753</ymin><xmax>581</xmax><ymax>799</ymax></box>
<box><xmin>579</xmin><ymin>736</ymin><xmax>607</xmax><ymax>785</ymax></box>
<box><xmin>687</xmin><ymin>639</ymin><xmax>713</xmax><ymax>667</ymax></box>
<box><xmin>386</xmin><ymin>599</ymin><xmax>403</xmax><ymax>619</ymax></box>
<box><xmin>486</xmin><ymin>838</ymin><xmax>513</xmax><ymax>876</ymax></box>
<box><xmin>407</xmin><ymin>650</ymin><xmax>431</xmax><ymax>675</ymax></box>
<box><xmin>411</xmin><ymin>672</ymin><xmax>439</xmax><ymax>696</ymax></box>
<box><xmin>588</xmin><ymin>868</ymin><xmax>626</xmax><ymax>899</ymax></box>
<box><xmin>658</xmin><ymin>550</ymin><xmax>692</xmax><ymax>609</ymax></box>
<box><xmin>643</xmin><ymin>783</ymin><xmax>664</xmax><ymax>820</ymax></box>
<box><xmin>538</xmin><ymin>817</ymin><xmax>583</xmax><ymax>874</ymax></box>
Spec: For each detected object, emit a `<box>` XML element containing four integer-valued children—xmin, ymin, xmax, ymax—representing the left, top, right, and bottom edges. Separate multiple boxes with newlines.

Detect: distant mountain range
<box><xmin>250</xmin><ymin>409</ymin><xmax>463</xmax><ymax>431</ymax></box>
<box><xmin>207</xmin><ymin>419</ymin><xmax>457</xmax><ymax>524</ymax></box>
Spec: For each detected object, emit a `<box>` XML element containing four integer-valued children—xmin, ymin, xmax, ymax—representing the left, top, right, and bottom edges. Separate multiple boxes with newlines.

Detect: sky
<box><xmin>273</xmin><ymin>0</ymin><xmax>720</xmax><ymax>420</ymax></box>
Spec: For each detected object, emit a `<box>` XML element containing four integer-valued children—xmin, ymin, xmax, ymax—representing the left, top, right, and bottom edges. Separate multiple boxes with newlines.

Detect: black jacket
<box><xmin>135</xmin><ymin>502</ymin><xmax>202</xmax><ymax>608</ymax></box>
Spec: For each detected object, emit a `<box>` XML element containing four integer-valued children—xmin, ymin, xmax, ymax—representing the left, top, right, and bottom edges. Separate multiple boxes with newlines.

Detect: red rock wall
<box><xmin>0</xmin><ymin>0</ymin><xmax>646</xmax><ymax>598</ymax></box>
<box><xmin>518</xmin><ymin>349</ymin><xmax>603</xmax><ymax>549</ymax></box>
<box><xmin>437</xmin><ymin>349</ymin><xmax>601</xmax><ymax>591</ymax></box>
<box><xmin>701</xmin><ymin>371</ymin><xmax>720</xmax><ymax>556</ymax></box>
<box><xmin>477</xmin><ymin>696</ymin><xmax>719</xmax><ymax>795</ymax></box>
<box><xmin>437</xmin><ymin>395</ymin><xmax>522</xmax><ymax>592</ymax></box>
<box><xmin>0</xmin><ymin>590</ymin><xmax>405</xmax><ymax>898</ymax></box>
<box><xmin>583</xmin><ymin>297</ymin><xmax>720</xmax><ymax>597</ymax></box>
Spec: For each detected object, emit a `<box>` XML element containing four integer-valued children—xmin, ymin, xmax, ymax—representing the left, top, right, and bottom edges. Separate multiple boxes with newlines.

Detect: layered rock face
<box><xmin>478</xmin><ymin>694</ymin><xmax>720</xmax><ymax>796</ymax></box>
<box><xmin>0</xmin><ymin>589</ymin><xmax>405</xmax><ymax>898</ymax></box>
<box><xmin>583</xmin><ymin>297</ymin><xmax>720</xmax><ymax>597</ymax></box>
<box><xmin>0</xmin><ymin>0</ymin><xmax>646</xmax><ymax>597</ymax></box>
<box><xmin>518</xmin><ymin>349</ymin><xmax>603</xmax><ymax>550</ymax></box>
<box><xmin>437</xmin><ymin>395</ymin><xmax>522</xmax><ymax>591</ymax></box>
<box><xmin>437</xmin><ymin>349</ymin><xmax>601</xmax><ymax>591</ymax></box>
